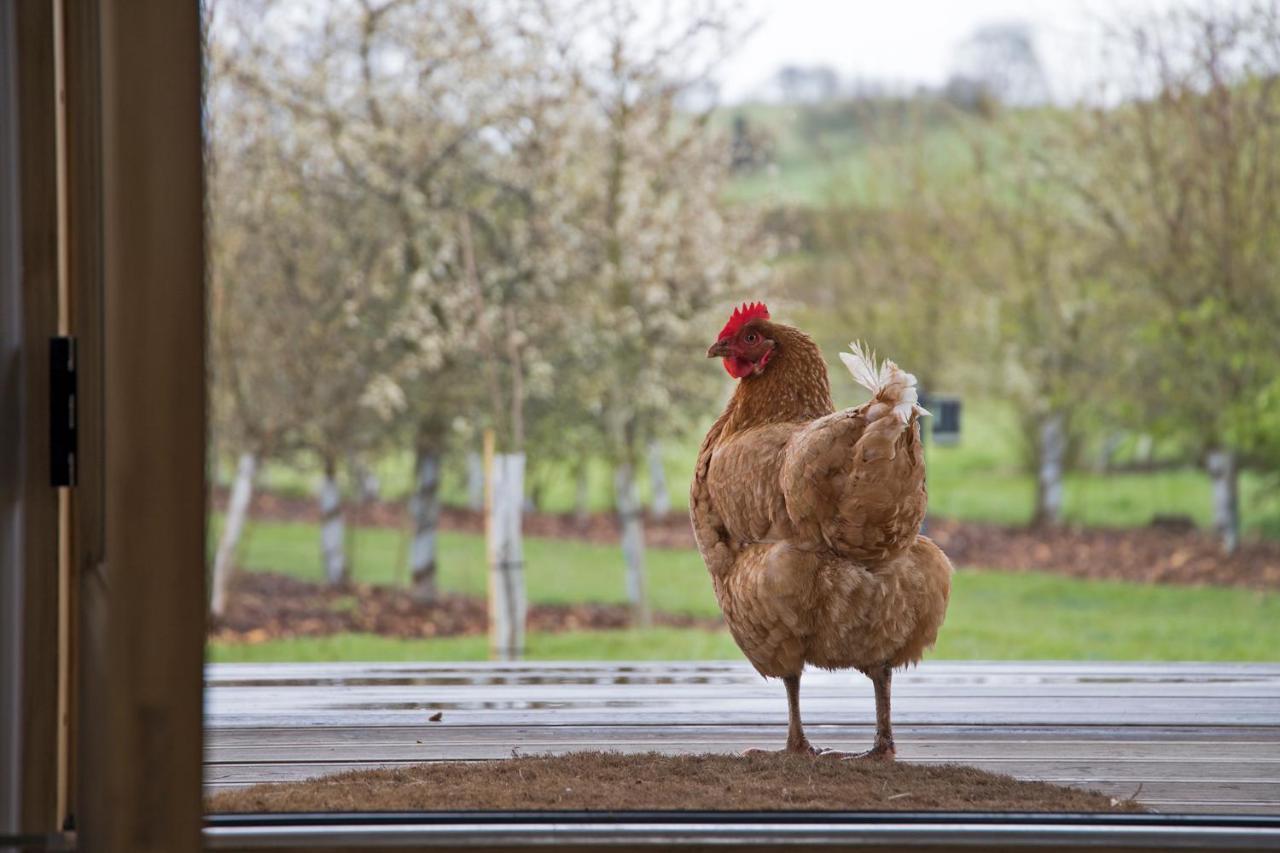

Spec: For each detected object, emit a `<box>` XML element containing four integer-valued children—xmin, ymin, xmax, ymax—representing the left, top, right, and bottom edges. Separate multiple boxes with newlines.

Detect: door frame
<box><xmin>0</xmin><ymin>0</ymin><xmax>64</xmax><ymax>840</ymax></box>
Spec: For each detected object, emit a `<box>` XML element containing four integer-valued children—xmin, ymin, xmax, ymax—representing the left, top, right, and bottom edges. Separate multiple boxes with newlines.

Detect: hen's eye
<box><xmin>745</xmin><ymin>333</ymin><xmax>758</xmax><ymax>343</ymax></box>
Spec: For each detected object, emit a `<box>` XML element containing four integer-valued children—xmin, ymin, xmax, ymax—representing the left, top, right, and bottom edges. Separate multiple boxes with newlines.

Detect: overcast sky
<box><xmin>713</xmin><ymin>0</ymin><xmax>1193</xmax><ymax>102</ymax></box>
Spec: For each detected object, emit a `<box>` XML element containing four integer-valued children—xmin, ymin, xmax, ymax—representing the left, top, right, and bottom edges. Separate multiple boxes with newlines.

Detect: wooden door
<box><xmin>62</xmin><ymin>2</ymin><xmax>208</xmax><ymax>851</ymax></box>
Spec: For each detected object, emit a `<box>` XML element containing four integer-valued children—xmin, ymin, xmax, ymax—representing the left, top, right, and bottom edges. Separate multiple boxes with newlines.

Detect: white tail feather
<box><xmin>839</xmin><ymin>341</ymin><xmax>931</xmax><ymax>424</ymax></box>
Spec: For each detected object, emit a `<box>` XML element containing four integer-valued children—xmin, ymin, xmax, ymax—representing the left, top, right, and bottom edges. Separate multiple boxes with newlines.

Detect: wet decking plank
<box><xmin>204</xmin><ymin>660</ymin><xmax>1280</xmax><ymax>814</ymax></box>
<box><xmin>207</xmin><ymin>661</ymin><xmax>1280</xmax><ymax>677</ymax></box>
<box><xmin>206</xmin><ymin>740</ymin><xmax>1280</xmax><ymax>766</ymax></box>
<box><xmin>206</xmin><ymin>723</ymin><xmax>1280</xmax><ymax>745</ymax></box>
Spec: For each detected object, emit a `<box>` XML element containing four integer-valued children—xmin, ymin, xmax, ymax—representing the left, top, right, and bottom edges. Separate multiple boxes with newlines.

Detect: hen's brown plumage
<box><xmin>691</xmin><ymin>317</ymin><xmax>952</xmax><ymax>758</ymax></box>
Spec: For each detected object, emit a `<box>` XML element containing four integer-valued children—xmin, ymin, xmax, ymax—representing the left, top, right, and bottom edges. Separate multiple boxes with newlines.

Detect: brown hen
<box><xmin>690</xmin><ymin>303</ymin><xmax>953</xmax><ymax>759</ymax></box>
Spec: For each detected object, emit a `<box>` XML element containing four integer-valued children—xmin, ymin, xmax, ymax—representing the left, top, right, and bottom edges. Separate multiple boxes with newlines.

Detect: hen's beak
<box><xmin>707</xmin><ymin>340</ymin><xmax>731</xmax><ymax>358</ymax></box>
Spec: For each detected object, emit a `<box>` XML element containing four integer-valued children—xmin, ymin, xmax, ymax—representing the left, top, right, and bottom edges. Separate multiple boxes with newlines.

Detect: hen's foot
<box><xmin>817</xmin><ymin>743</ymin><xmax>896</xmax><ymax>762</ymax></box>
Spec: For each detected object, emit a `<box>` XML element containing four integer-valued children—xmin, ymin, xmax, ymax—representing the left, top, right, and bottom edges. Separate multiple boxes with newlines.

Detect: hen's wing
<box><xmin>780</xmin><ymin>406</ymin><xmax>926</xmax><ymax>563</ymax></box>
<box><xmin>704</xmin><ymin>422</ymin><xmax>796</xmax><ymax>545</ymax></box>
<box><xmin>689</xmin><ymin>411</ymin><xmax>737</xmax><ymax>579</ymax></box>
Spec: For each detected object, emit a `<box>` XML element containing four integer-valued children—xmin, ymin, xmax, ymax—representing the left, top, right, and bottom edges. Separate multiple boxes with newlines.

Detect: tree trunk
<box><xmin>1206</xmin><ymin>449</ymin><xmax>1239</xmax><ymax>554</ymax></box>
<box><xmin>615</xmin><ymin>462</ymin><xmax>651</xmax><ymax>627</ymax></box>
<box><xmin>409</xmin><ymin>443</ymin><xmax>442</xmax><ymax>602</ymax></box>
<box><xmin>210</xmin><ymin>451</ymin><xmax>256</xmax><ymax>619</ymax></box>
<box><xmin>647</xmin><ymin>441</ymin><xmax>670</xmax><ymax>519</ymax></box>
<box><xmin>466</xmin><ymin>450</ymin><xmax>484</xmax><ymax>511</ymax></box>
<box><xmin>320</xmin><ymin>456</ymin><xmax>348</xmax><ymax>585</ymax></box>
<box><xmin>1033</xmin><ymin>411</ymin><xmax>1065</xmax><ymax>527</ymax></box>
<box><xmin>488</xmin><ymin>452</ymin><xmax>526</xmax><ymax>660</ymax></box>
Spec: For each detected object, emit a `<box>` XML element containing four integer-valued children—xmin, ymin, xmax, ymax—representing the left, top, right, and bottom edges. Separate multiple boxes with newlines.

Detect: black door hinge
<box><xmin>50</xmin><ymin>336</ymin><xmax>77</xmax><ymax>487</ymax></box>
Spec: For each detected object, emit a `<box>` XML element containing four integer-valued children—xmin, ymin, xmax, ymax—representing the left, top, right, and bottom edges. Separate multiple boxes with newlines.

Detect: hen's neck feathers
<box><xmin>719</xmin><ymin>324</ymin><xmax>834</xmax><ymax>438</ymax></box>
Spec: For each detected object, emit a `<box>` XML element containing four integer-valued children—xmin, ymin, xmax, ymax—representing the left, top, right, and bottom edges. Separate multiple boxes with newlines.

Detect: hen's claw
<box><xmin>817</xmin><ymin>744</ymin><xmax>896</xmax><ymax>762</ymax></box>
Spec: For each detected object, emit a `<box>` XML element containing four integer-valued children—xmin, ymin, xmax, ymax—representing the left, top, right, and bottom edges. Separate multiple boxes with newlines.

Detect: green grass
<box><xmin>207</xmin><ymin>628</ymin><xmax>743</xmax><ymax>663</ymax></box>
<box><xmin>937</xmin><ymin>570</ymin><xmax>1280</xmax><ymax>661</ymax></box>
<box><xmin>215</xmin><ymin>516</ymin><xmax>1280</xmax><ymax>663</ymax></box>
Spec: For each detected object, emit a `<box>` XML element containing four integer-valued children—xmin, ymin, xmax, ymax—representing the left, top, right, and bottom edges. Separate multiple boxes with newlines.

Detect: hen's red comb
<box><xmin>718</xmin><ymin>302</ymin><xmax>770</xmax><ymax>340</ymax></box>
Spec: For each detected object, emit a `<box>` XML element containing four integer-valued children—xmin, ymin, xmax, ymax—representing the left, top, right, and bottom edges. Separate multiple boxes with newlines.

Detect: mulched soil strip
<box><xmin>926</xmin><ymin>517</ymin><xmax>1280</xmax><ymax>590</ymax></box>
<box><xmin>205</xmin><ymin>751</ymin><xmax>1142</xmax><ymax>813</ymax></box>
<box><xmin>216</xmin><ymin>488</ymin><xmax>1280</xmax><ymax>591</ymax></box>
<box><xmin>209</xmin><ymin>572</ymin><xmax>720</xmax><ymax>644</ymax></box>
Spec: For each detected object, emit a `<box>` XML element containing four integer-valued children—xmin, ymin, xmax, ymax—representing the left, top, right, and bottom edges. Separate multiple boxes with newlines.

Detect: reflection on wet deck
<box><xmin>204</xmin><ymin>660</ymin><xmax>1280</xmax><ymax>814</ymax></box>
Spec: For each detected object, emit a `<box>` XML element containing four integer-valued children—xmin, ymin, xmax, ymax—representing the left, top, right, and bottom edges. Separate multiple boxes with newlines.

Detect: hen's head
<box><xmin>706</xmin><ymin>302</ymin><xmax>775</xmax><ymax>379</ymax></box>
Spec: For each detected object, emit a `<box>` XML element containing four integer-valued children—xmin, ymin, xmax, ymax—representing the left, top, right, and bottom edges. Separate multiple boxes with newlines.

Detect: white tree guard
<box><xmin>488</xmin><ymin>453</ymin><xmax>527</xmax><ymax>660</ymax></box>
<box><xmin>615</xmin><ymin>463</ymin><xmax>651</xmax><ymax>626</ymax></box>
<box><xmin>320</xmin><ymin>471</ymin><xmax>348</xmax><ymax>585</ymax></box>
<box><xmin>210</xmin><ymin>451</ymin><xmax>257</xmax><ymax>618</ymax></box>
<box><xmin>647</xmin><ymin>441</ymin><xmax>670</xmax><ymax>519</ymax></box>
<box><xmin>1035</xmin><ymin>411</ymin><xmax>1065</xmax><ymax>525</ymax></box>
<box><xmin>1207</xmin><ymin>449</ymin><xmax>1239</xmax><ymax>553</ymax></box>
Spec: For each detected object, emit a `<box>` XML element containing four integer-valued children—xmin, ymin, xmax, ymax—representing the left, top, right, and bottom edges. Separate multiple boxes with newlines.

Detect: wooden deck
<box><xmin>204</xmin><ymin>660</ymin><xmax>1280</xmax><ymax>815</ymax></box>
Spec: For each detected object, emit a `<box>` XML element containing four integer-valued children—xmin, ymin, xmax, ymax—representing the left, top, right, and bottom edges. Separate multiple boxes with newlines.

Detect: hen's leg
<box><xmin>866</xmin><ymin>664</ymin><xmax>897</xmax><ymax>759</ymax></box>
<box><xmin>744</xmin><ymin>674</ymin><xmax>818</xmax><ymax>756</ymax></box>
<box><xmin>783</xmin><ymin>674</ymin><xmax>817</xmax><ymax>754</ymax></box>
<box><xmin>820</xmin><ymin>664</ymin><xmax>896</xmax><ymax>761</ymax></box>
